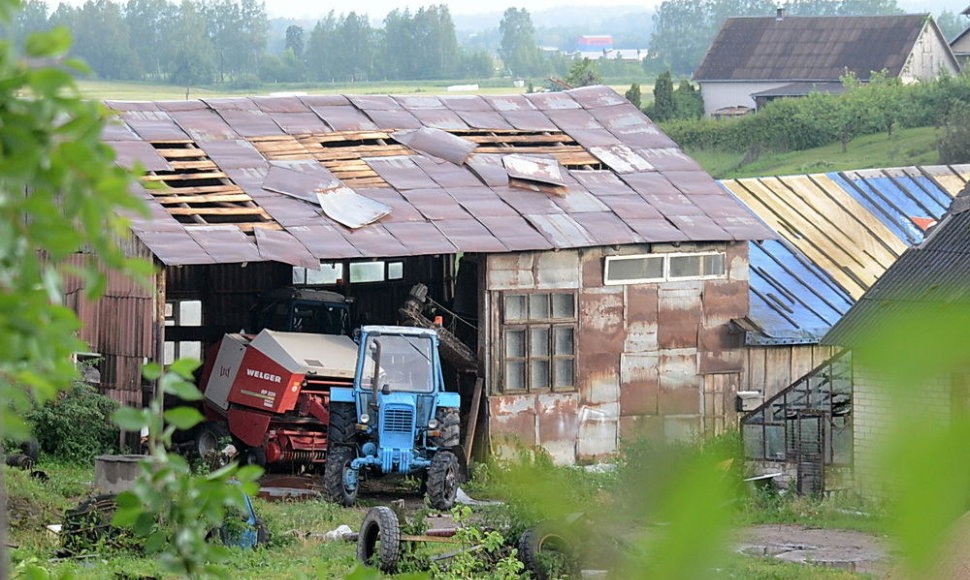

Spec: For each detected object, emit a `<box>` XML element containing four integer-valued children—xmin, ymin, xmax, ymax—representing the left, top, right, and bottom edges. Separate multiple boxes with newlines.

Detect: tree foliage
<box><xmin>652</xmin><ymin>70</ymin><xmax>675</xmax><ymax>121</ymax></box>
<box><xmin>625</xmin><ymin>82</ymin><xmax>642</xmax><ymax>109</ymax></box>
<box><xmin>563</xmin><ymin>57</ymin><xmax>600</xmax><ymax>88</ymax></box>
<box><xmin>499</xmin><ymin>7</ymin><xmax>542</xmax><ymax>77</ymax></box>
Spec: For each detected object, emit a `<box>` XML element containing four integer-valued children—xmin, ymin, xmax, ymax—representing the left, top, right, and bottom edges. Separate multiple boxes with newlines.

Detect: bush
<box><xmin>28</xmin><ymin>382</ymin><xmax>119</xmax><ymax>463</ymax></box>
<box><xmin>937</xmin><ymin>103</ymin><xmax>970</xmax><ymax>164</ymax></box>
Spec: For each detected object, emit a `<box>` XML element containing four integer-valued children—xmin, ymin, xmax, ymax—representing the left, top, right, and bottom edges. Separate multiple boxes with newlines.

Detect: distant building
<box><xmin>577</xmin><ymin>35</ymin><xmax>613</xmax><ymax>51</ymax></box>
<box><xmin>694</xmin><ymin>13</ymin><xmax>961</xmax><ymax>117</ymax></box>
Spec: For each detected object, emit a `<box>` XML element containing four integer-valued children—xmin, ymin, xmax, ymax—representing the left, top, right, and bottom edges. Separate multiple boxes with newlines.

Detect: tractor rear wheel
<box><xmin>324</xmin><ymin>445</ymin><xmax>358</xmax><ymax>506</ymax></box>
<box><xmin>328</xmin><ymin>402</ymin><xmax>355</xmax><ymax>445</ymax></box>
<box><xmin>517</xmin><ymin>525</ymin><xmax>578</xmax><ymax>580</ymax></box>
<box><xmin>429</xmin><ymin>407</ymin><xmax>460</xmax><ymax>449</ymax></box>
<box><xmin>426</xmin><ymin>450</ymin><xmax>459</xmax><ymax>510</ymax></box>
<box><xmin>357</xmin><ymin>506</ymin><xmax>400</xmax><ymax>572</ymax></box>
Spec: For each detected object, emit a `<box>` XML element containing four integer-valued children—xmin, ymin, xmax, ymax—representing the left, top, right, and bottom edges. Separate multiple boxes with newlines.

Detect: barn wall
<box><xmin>699</xmin><ymin>81</ymin><xmax>785</xmax><ymax>116</ymax></box>
<box><xmin>485</xmin><ymin>241</ymin><xmax>750</xmax><ymax>464</ymax></box>
<box><xmin>65</xmin><ymin>237</ymin><xmax>158</xmax><ymax>407</ymax></box>
<box><xmin>741</xmin><ymin>344</ymin><xmax>839</xmax><ymax>401</ymax></box>
<box><xmin>900</xmin><ymin>23</ymin><xmax>961</xmax><ymax>81</ymax></box>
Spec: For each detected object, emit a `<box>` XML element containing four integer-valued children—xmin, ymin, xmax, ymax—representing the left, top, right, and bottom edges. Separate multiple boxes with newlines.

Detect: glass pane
<box><xmin>554</xmin><ymin>358</ymin><xmax>574</xmax><ymax>388</ymax></box>
<box><xmin>743</xmin><ymin>424</ymin><xmax>765</xmax><ymax>459</ymax></box>
<box><xmin>607</xmin><ymin>256</ymin><xmax>663</xmax><ymax>282</ymax></box>
<box><xmin>505</xmin><ymin>329</ymin><xmax>525</xmax><ymax>358</ymax></box>
<box><xmin>505</xmin><ymin>295</ymin><xmax>526</xmax><ymax>321</ymax></box>
<box><xmin>292</xmin><ymin>267</ymin><xmax>306</xmax><ymax>284</ymax></box>
<box><xmin>179</xmin><ymin>300</ymin><xmax>202</xmax><ymax>326</ymax></box>
<box><xmin>307</xmin><ymin>263</ymin><xmax>343</xmax><ymax>284</ymax></box>
<box><xmin>163</xmin><ymin>341</ymin><xmax>175</xmax><ymax>365</ymax></box>
<box><xmin>349</xmin><ymin>262</ymin><xmax>385</xmax><ymax>283</ymax></box>
<box><xmin>164</xmin><ymin>302</ymin><xmax>174</xmax><ymax>319</ymax></box>
<box><xmin>388</xmin><ymin>262</ymin><xmax>404</xmax><ymax>280</ymax></box>
<box><xmin>530</xmin><ymin>327</ymin><xmax>549</xmax><ymax>356</ymax></box>
<box><xmin>530</xmin><ymin>360</ymin><xmax>550</xmax><ymax>389</ymax></box>
<box><xmin>552</xmin><ymin>293</ymin><xmax>575</xmax><ymax>318</ymax></box>
<box><xmin>553</xmin><ymin>326</ymin><xmax>574</xmax><ymax>355</ymax></box>
<box><xmin>669</xmin><ymin>255</ymin><xmax>701</xmax><ymax>278</ymax></box>
<box><xmin>529</xmin><ymin>293</ymin><xmax>550</xmax><ymax>319</ymax></box>
<box><xmin>505</xmin><ymin>361</ymin><xmax>525</xmax><ymax>391</ymax></box>
<box><xmin>833</xmin><ymin>424</ymin><xmax>852</xmax><ymax>465</ymax></box>
<box><xmin>180</xmin><ymin>341</ymin><xmax>201</xmax><ymax>360</ymax></box>
<box><xmin>766</xmin><ymin>425</ymin><xmax>785</xmax><ymax>460</ymax></box>
<box><xmin>704</xmin><ymin>253</ymin><xmax>725</xmax><ymax>276</ymax></box>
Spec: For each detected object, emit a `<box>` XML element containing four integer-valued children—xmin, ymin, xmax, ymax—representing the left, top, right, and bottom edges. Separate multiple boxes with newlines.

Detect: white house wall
<box><xmin>900</xmin><ymin>21</ymin><xmax>962</xmax><ymax>82</ymax></box>
<box><xmin>699</xmin><ymin>82</ymin><xmax>787</xmax><ymax>117</ymax></box>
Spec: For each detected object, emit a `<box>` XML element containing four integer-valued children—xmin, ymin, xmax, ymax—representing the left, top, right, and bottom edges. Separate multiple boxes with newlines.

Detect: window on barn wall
<box><xmin>291</xmin><ymin>260</ymin><xmax>404</xmax><ymax>285</ymax></box>
<box><xmin>164</xmin><ymin>300</ymin><xmax>202</xmax><ymax>365</ymax></box>
<box><xmin>604</xmin><ymin>252</ymin><xmax>725</xmax><ymax>285</ymax></box>
<box><xmin>501</xmin><ymin>292</ymin><xmax>576</xmax><ymax>393</ymax></box>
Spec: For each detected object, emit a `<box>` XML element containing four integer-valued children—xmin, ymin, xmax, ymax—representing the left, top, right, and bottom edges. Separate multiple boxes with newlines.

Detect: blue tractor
<box><xmin>325</xmin><ymin>325</ymin><xmax>464</xmax><ymax>510</ymax></box>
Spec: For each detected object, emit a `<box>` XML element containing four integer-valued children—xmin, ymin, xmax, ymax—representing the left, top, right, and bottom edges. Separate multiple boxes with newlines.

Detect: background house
<box><xmin>822</xmin><ymin>184</ymin><xmax>970</xmax><ymax>493</ymax></box>
<box><xmin>83</xmin><ymin>86</ymin><xmax>774</xmax><ymax>465</ymax></box>
<box><xmin>693</xmin><ymin>13</ymin><xmax>961</xmax><ymax>118</ymax></box>
<box><xmin>949</xmin><ymin>6</ymin><xmax>970</xmax><ymax>68</ymax></box>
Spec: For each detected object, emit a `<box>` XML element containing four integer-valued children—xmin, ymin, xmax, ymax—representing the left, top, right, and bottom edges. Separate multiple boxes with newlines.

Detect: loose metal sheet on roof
<box><xmin>316</xmin><ymin>188</ymin><xmax>391</xmax><ymax>230</ymax></box>
<box><xmin>391</xmin><ymin>128</ymin><xmax>477</xmax><ymax>165</ymax></box>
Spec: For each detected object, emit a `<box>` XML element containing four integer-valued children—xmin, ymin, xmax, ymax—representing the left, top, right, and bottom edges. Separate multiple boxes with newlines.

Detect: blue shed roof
<box><xmin>723</xmin><ymin>165</ymin><xmax>970</xmax><ymax>345</ymax></box>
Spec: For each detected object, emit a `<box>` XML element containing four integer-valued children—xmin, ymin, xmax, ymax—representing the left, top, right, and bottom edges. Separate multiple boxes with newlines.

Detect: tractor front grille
<box><xmin>382</xmin><ymin>407</ymin><xmax>414</xmax><ymax>434</ymax></box>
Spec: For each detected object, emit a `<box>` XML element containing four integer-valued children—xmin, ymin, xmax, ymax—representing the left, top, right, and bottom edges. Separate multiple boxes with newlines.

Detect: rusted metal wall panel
<box><xmin>487</xmin><ymin>241</ymin><xmax>750</xmax><ymax>463</ymax></box>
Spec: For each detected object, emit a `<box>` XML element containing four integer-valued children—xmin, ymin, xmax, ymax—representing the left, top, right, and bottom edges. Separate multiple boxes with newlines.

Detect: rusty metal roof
<box><xmin>105</xmin><ymin>86</ymin><xmax>773</xmax><ymax>266</ymax></box>
<box><xmin>726</xmin><ymin>165</ymin><xmax>970</xmax><ymax>345</ymax></box>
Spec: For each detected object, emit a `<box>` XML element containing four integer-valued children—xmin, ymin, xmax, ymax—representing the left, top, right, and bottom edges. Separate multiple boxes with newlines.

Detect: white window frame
<box><xmin>604</xmin><ymin>251</ymin><xmax>726</xmax><ymax>285</ymax></box>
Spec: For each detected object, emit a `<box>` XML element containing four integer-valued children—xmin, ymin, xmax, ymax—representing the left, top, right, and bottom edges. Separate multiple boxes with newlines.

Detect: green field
<box><xmin>680</xmin><ymin>125</ymin><xmax>940</xmax><ymax>179</ymax></box>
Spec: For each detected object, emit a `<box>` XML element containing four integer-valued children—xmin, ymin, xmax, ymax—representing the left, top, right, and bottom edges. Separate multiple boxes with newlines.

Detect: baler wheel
<box><xmin>196</xmin><ymin>422</ymin><xmax>231</xmax><ymax>467</ymax></box>
<box><xmin>426</xmin><ymin>450</ymin><xmax>459</xmax><ymax>510</ymax></box>
<box><xmin>356</xmin><ymin>506</ymin><xmax>400</xmax><ymax>572</ymax></box>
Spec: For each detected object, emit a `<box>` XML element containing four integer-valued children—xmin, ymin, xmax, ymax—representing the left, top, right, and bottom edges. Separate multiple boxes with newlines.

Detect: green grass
<box><xmin>689</xmin><ymin>125</ymin><xmax>941</xmax><ymax>179</ymax></box>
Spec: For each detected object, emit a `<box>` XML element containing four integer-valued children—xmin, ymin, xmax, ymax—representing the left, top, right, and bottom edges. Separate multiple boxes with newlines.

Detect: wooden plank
<box><xmin>143</xmin><ymin>171</ymin><xmax>228</xmax><ymax>182</ymax></box>
<box><xmin>168</xmin><ymin>160</ymin><xmax>218</xmax><ymax>171</ymax></box>
<box><xmin>464</xmin><ymin>377</ymin><xmax>483</xmax><ymax>465</ymax></box>
<box><xmin>764</xmin><ymin>347</ymin><xmax>793</xmax><ymax>397</ymax></box>
<box><xmin>154</xmin><ymin>148</ymin><xmax>207</xmax><ymax>159</ymax></box>
<box><xmin>154</xmin><ymin>194</ymin><xmax>254</xmax><ymax>204</ymax></box>
<box><xmin>166</xmin><ymin>207</ymin><xmax>268</xmax><ymax>216</ymax></box>
<box><xmin>147</xmin><ymin>184</ymin><xmax>243</xmax><ymax>195</ymax></box>
<box><xmin>239</xmin><ymin>223</ymin><xmax>283</xmax><ymax>232</ymax></box>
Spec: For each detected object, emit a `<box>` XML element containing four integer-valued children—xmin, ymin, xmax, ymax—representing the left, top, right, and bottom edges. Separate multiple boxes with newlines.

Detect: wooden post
<box><xmin>463</xmin><ymin>377</ymin><xmax>483</xmax><ymax>465</ymax></box>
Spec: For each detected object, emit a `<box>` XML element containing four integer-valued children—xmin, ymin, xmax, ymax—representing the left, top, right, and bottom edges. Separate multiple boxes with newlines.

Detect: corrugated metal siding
<box><xmin>486</xmin><ymin>242</ymin><xmax>749</xmax><ymax>464</ymax></box>
<box><xmin>725</xmin><ymin>165</ymin><xmax>967</xmax><ymax>345</ymax></box>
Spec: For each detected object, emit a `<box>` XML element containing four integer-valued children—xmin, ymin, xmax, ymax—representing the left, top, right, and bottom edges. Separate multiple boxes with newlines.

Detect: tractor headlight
<box><xmin>428</xmin><ymin>418</ymin><xmax>439</xmax><ymax>429</ymax></box>
<box><xmin>360</xmin><ymin>413</ymin><xmax>370</xmax><ymax>425</ymax></box>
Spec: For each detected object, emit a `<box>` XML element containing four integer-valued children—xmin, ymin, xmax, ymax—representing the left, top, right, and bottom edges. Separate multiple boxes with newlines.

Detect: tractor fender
<box><xmin>331</xmin><ymin>386</ymin><xmax>355</xmax><ymax>403</ymax></box>
<box><xmin>436</xmin><ymin>392</ymin><xmax>460</xmax><ymax>408</ymax></box>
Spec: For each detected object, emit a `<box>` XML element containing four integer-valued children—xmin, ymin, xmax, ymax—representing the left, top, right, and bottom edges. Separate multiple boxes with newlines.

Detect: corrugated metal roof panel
<box><xmin>109</xmin><ymin>141</ymin><xmax>171</xmax><ymax>172</ymax></box>
<box><xmin>251</xmin><ymin>96</ymin><xmax>310</xmax><ymax>113</ymax></box>
<box><xmin>198</xmin><ymin>139</ymin><xmax>267</xmax><ymax>170</ymax></box>
<box><xmin>498</xmin><ymin>110</ymin><xmax>559</xmax><ymax>131</ymax></box>
<box><xmin>398</xmin><ymin>187</ymin><xmax>472</xmax><ymax>221</ymax></box>
<box><xmin>262</xmin><ymin>161</ymin><xmax>341</xmax><ymax>202</ymax></box>
<box><xmin>185</xmin><ymin>226</ymin><xmax>261</xmax><ymax>263</ymax></box>
<box><xmin>134</xmin><ymin>229</ymin><xmax>216</xmax><ymax>265</ymax></box>
<box><xmin>666</xmin><ymin>214</ymin><xmax>732</xmax><ymax>241</ymax></box>
<box><xmin>365</xmin><ymin>109</ymin><xmax>423</xmax><ymax>130</ymax></box>
<box><xmin>478</xmin><ymin>214</ymin><xmax>553</xmax><ymax>251</ymax></box>
<box><xmin>300</xmin><ymin>94</ymin><xmax>351</xmax><ymax>107</ymax></box>
<box><xmin>569</xmin><ymin>85</ymin><xmax>629</xmax><ymax>109</ymax></box>
<box><xmin>526</xmin><ymin>92</ymin><xmax>582</xmax><ymax>110</ymax></box>
<box><xmin>413</xmin><ymin>156</ymin><xmax>482</xmax><ymax>188</ymax></box>
<box><xmin>545</xmin><ymin>108</ymin><xmax>601</xmax><ymax>130</ymax></box>
<box><xmin>623</xmin><ymin>218</ymin><xmax>689</xmax><ymax>242</ymax></box>
<box><xmin>570</xmin><ymin>212</ymin><xmax>643</xmax><ymax>245</ymax></box>
<box><xmin>482</xmin><ymin>95</ymin><xmax>536</xmax><ymax>112</ymax></box>
<box><xmin>385</xmin><ymin>221</ymin><xmax>459</xmax><ymax>254</ymax></box>
<box><xmin>341</xmin><ymin>223</ymin><xmax>412</xmax><ymax>257</ymax></box>
<box><xmin>215</xmin><ymin>109</ymin><xmax>284</xmax><ymax>137</ymax></box>
<box><xmin>493</xmin><ymin>185</ymin><xmax>565</xmax><ymax>215</ymax></box>
<box><xmin>569</xmin><ymin>170</ymin><xmax>637</xmax><ymax>196</ymax></box>
<box><xmin>266</xmin><ymin>112</ymin><xmax>330</xmax><ymax>134</ymax></box>
<box><xmin>308</xmin><ymin>105</ymin><xmax>377</xmax><ymax>131</ymax></box>
<box><xmin>123</xmin><ymin>115</ymin><xmax>190</xmax><ymax>142</ymax></box>
<box><xmin>358</xmin><ymin>188</ymin><xmax>426</xmax><ymax>223</ymax></box>
<box><xmin>168</xmin><ymin>109</ymin><xmax>239</xmax><ymax>141</ymax></box>
<box><xmin>253</xmin><ymin>227</ymin><xmax>318</xmax><ymax>268</ymax></box>
<box><xmin>391</xmin><ymin>128</ymin><xmax>477</xmax><ymax>165</ymax></box>
<box><xmin>345</xmin><ymin>94</ymin><xmax>400</xmax><ymax>110</ymax></box>
<box><xmin>524</xmin><ymin>213</ymin><xmax>596</xmax><ymax>247</ymax></box>
<box><xmin>435</xmin><ymin>219</ymin><xmax>509</xmax><ymax>253</ymax></box>
<box><xmin>439</xmin><ymin>95</ymin><xmax>492</xmax><ymax>112</ymax></box>
<box><xmin>407</xmin><ymin>108</ymin><xmax>469</xmax><ymax>130</ymax></box>
<box><xmin>201</xmin><ymin>97</ymin><xmax>258</xmax><ymax>111</ymax></box>
<box><xmin>287</xmin><ymin>224</ymin><xmax>362</xmax><ymax>259</ymax></box>
<box><xmin>455</xmin><ymin>110</ymin><xmax>513</xmax><ymax>130</ymax></box>
<box><xmin>366</xmin><ymin>156</ymin><xmax>439</xmax><ymax>190</ymax></box>
<box><xmin>466</xmin><ymin>154</ymin><xmax>510</xmax><ymax>187</ymax></box>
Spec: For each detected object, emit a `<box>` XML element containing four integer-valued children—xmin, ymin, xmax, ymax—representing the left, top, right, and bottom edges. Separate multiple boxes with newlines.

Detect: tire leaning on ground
<box><xmin>323</xmin><ymin>445</ymin><xmax>359</xmax><ymax>506</ymax></box>
<box><xmin>517</xmin><ymin>525</ymin><xmax>578</xmax><ymax>580</ymax></box>
<box><xmin>356</xmin><ymin>506</ymin><xmax>401</xmax><ymax>572</ymax></box>
<box><xmin>195</xmin><ymin>421</ymin><xmax>230</xmax><ymax>466</ymax></box>
<box><xmin>426</xmin><ymin>450</ymin><xmax>459</xmax><ymax>510</ymax></box>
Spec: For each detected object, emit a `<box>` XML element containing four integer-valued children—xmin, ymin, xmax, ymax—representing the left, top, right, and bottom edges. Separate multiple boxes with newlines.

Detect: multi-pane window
<box><xmin>164</xmin><ymin>300</ymin><xmax>202</xmax><ymax>364</ymax></box>
<box><xmin>501</xmin><ymin>292</ymin><xmax>576</xmax><ymax>392</ymax></box>
<box><xmin>605</xmin><ymin>252</ymin><xmax>726</xmax><ymax>285</ymax></box>
<box><xmin>292</xmin><ymin>260</ymin><xmax>404</xmax><ymax>285</ymax></box>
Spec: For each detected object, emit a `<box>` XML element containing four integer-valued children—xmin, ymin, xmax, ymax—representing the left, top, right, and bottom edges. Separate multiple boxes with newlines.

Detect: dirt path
<box><xmin>737</xmin><ymin>524</ymin><xmax>892</xmax><ymax>576</ymax></box>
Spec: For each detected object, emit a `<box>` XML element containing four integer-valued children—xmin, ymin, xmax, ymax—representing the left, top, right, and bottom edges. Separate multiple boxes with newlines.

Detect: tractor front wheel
<box><xmin>324</xmin><ymin>446</ymin><xmax>359</xmax><ymax>506</ymax></box>
<box><xmin>426</xmin><ymin>450</ymin><xmax>459</xmax><ymax>510</ymax></box>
